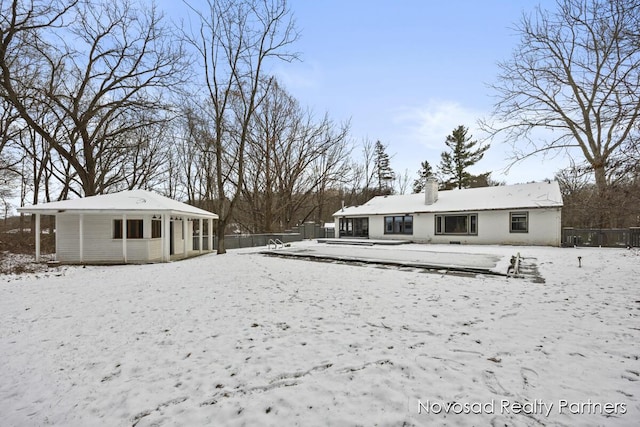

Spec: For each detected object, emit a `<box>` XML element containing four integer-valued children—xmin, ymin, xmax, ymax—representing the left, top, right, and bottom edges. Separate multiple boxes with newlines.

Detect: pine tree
<box><xmin>374</xmin><ymin>140</ymin><xmax>395</xmax><ymax>194</ymax></box>
<box><xmin>439</xmin><ymin>125</ymin><xmax>489</xmax><ymax>189</ymax></box>
<box><xmin>412</xmin><ymin>160</ymin><xmax>434</xmax><ymax>193</ymax></box>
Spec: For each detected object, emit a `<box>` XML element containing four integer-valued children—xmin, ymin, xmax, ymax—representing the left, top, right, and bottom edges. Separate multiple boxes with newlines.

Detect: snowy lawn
<box><xmin>1</xmin><ymin>242</ymin><xmax>639</xmax><ymax>426</ymax></box>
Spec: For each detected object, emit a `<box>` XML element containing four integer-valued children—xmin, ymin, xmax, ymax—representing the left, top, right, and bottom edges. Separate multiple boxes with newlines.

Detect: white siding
<box><xmin>413</xmin><ymin>213</ymin><xmax>432</xmax><ymax>242</ymax></box>
<box><xmin>56</xmin><ymin>214</ymin><xmax>81</xmax><ymax>262</ymax></box>
<box><xmin>148</xmin><ymin>240</ymin><xmax>162</xmax><ymax>261</ymax></box>
<box><xmin>342</xmin><ymin>207</ymin><xmax>562</xmax><ymax>246</ymax></box>
<box><xmin>82</xmin><ymin>215</ymin><xmax>125</xmax><ymax>262</ymax></box>
<box><xmin>422</xmin><ymin>209</ymin><xmax>561</xmax><ymax>246</ymax></box>
<box><xmin>368</xmin><ymin>216</ymin><xmax>385</xmax><ymax>239</ymax></box>
<box><xmin>56</xmin><ymin>214</ymin><xmax>164</xmax><ymax>263</ymax></box>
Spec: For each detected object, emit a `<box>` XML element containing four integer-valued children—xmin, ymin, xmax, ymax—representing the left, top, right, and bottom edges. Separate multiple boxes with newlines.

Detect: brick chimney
<box><xmin>424</xmin><ymin>177</ymin><xmax>438</xmax><ymax>205</ymax></box>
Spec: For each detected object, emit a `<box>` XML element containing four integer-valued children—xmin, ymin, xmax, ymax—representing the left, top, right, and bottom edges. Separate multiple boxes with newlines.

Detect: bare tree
<box><xmin>343</xmin><ymin>138</ymin><xmax>378</xmax><ymax>206</ymax></box>
<box><xmin>176</xmin><ymin>102</ymin><xmax>220</xmax><ymax>213</ymax></box>
<box><xmin>558</xmin><ymin>162</ymin><xmax>640</xmax><ymax>228</ymax></box>
<box><xmin>484</xmin><ymin>0</ymin><xmax>640</xmax><ymax>196</ymax></box>
<box><xmin>395</xmin><ymin>169</ymin><xmax>411</xmax><ymax>195</ymax></box>
<box><xmin>0</xmin><ymin>99</ymin><xmax>19</xmax><ymax>157</ymax></box>
<box><xmin>240</xmin><ymin>80</ymin><xmax>350</xmax><ymax>232</ymax></box>
<box><xmin>0</xmin><ymin>103</ymin><xmax>19</xmax><ymax>217</ymax></box>
<box><xmin>274</xmin><ymin>113</ymin><xmax>350</xmax><ymax>229</ymax></box>
<box><xmin>185</xmin><ymin>0</ymin><xmax>299</xmax><ymax>254</ymax></box>
<box><xmin>306</xmin><ymin>121</ymin><xmax>351</xmax><ymax>224</ymax></box>
<box><xmin>241</xmin><ymin>79</ymin><xmax>294</xmax><ymax>233</ymax></box>
<box><xmin>0</xmin><ymin>0</ymin><xmax>188</xmax><ymax>197</ymax></box>
<box><xmin>118</xmin><ymin>116</ymin><xmax>172</xmax><ymax>192</ymax></box>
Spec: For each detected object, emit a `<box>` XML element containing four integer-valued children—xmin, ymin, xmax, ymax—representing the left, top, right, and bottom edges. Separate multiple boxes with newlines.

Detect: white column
<box><xmin>159</xmin><ymin>216</ymin><xmax>163</xmax><ymax>260</ymax></box>
<box><xmin>182</xmin><ymin>218</ymin><xmax>188</xmax><ymax>258</ymax></box>
<box><xmin>122</xmin><ymin>213</ymin><xmax>127</xmax><ymax>263</ymax></box>
<box><xmin>163</xmin><ymin>214</ymin><xmax>170</xmax><ymax>262</ymax></box>
<box><xmin>208</xmin><ymin>218</ymin><xmax>213</xmax><ymax>252</ymax></box>
<box><xmin>54</xmin><ymin>215</ymin><xmax>59</xmax><ymax>261</ymax></box>
<box><xmin>199</xmin><ymin>218</ymin><xmax>203</xmax><ymax>254</ymax></box>
<box><xmin>79</xmin><ymin>214</ymin><xmax>84</xmax><ymax>263</ymax></box>
<box><xmin>35</xmin><ymin>213</ymin><xmax>41</xmax><ymax>262</ymax></box>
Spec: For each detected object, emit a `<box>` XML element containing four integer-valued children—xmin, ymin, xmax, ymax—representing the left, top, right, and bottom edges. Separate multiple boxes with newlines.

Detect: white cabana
<box><xmin>18</xmin><ymin>190</ymin><xmax>218</xmax><ymax>264</ymax></box>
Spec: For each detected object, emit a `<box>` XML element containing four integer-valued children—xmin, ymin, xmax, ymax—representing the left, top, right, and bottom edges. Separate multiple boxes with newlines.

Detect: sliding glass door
<box><xmin>339</xmin><ymin>217</ymin><xmax>369</xmax><ymax>238</ymax></box>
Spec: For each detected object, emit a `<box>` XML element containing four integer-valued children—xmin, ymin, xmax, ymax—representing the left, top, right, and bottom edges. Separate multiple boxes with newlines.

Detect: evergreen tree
<box><xmin>412</xmin><ymin>160</ymin><xmax>434</xmax><ymax>193</ymax></box>
<box><xmin>439</xmin><ymin>125</ymin><xmax>489</xmax><ymax>189</ymax></box>
<box><xmin>374</xmin><ymin>140</ymin><xmax>395</xmax><ymax>194</ymax></box>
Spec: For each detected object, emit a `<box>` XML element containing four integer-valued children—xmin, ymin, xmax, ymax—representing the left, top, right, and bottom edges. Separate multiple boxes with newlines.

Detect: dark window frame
<box><xmin>113</xmin><ymin>219</ymin><xmax>144</xmax><ymax>239</ymax></box>
<box><xmin>510</xmin><ymin>211</ymin><xmax>529</xmax><ymax>233</ymax></box>
<box><xmin>151</xmin><ymin>219</ymin><xmax>162</xmax><ymax>238</ymax></box>
<box><xmin>434</xmin><ymin>213</ymin><xmax>478</xmax><ymax>235</ymax></box>
<box><xmin>339</xmin><ymin>217</ymin><xmax>369</xmax><ymax>238</ymax></box>
<box><xmin>384</xmin><ymin>215</ymin><xmax>413</xmax><ymax>235</ymax></box>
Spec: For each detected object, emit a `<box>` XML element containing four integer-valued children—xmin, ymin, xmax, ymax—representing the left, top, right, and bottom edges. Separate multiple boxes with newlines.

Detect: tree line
<box><xmin>1</xmin><ymin>0</ymin><xmax>639</xmax><ymax>254</ymax></box>
<box><xmin>483</xmin><ymin>0</ymin><xmax>640</xmax><ymax>228</ymax></box>
<box><xmin>0</xmin><ymin>0</ymin><xmax>496</xmax><ymax>253</ymax></box>
<box><xmin>0</xmin><ymin>0</ymin><xmax>348</xmax><ymax>252</ymax></box>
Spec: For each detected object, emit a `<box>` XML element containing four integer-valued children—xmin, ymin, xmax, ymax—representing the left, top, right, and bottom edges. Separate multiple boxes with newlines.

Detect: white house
<box><xmin>333</xmin><ymin>179</ymin><xmax>564</xmax><ymax>246</ymax></box>
<box><xmin>18</xmin><ymin>189</ymin><xmax>218</xmax><ymax>264</ymax></box>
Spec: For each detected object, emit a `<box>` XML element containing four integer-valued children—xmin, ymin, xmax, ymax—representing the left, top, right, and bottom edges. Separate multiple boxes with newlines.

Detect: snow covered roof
<box><xmin>18</xmin><ymin>189</ymin><xmax>218</xmax><ymax>219</ymax></box>
<box><xmin>334</xmin><ymin>181</ymin><xmax>563</xmax><ymax>216</ymax></box>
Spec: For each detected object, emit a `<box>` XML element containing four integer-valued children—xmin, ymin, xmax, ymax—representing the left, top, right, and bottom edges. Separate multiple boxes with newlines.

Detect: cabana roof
<box><xmin>18</xmin><ymin>189</ymin><xmax>218</xmax><ymax>219</ymax></box>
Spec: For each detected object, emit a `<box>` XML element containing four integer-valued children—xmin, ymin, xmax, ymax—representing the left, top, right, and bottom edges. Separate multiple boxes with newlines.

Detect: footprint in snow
<box><xmin>622</xmin><ymin>370</ymin><xmax>639</xmax><ymax>381</ymax></box>
<box><xmin>520</xmin><ymin>367</ymin><xmax>539</xmax><ymax>389</ymax></box>
<box><xmin>482</xmin><ymin>370</ymin><xmax>511</xmax><ymax>396</ymax></box>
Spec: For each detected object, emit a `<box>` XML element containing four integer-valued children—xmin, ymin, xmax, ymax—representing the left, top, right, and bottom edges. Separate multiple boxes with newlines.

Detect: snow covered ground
<box><xmin>1</xmin><ymin>241</ymin><xmax>639</xmax><ymax>426</ymax></box>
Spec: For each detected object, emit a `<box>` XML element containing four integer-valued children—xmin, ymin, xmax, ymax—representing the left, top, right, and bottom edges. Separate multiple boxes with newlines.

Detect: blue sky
<box><xmin>165</xmin><ymin>0</ymin><xmax>568</xmax><ymax>185</ymax></box>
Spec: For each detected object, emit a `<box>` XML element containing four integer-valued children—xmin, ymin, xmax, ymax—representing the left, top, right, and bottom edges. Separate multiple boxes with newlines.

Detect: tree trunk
<box><xmin>593</xmin><ymin>163</ymin><xmax>607</xmax><ymax>194</ymax></box>
<box><xmin>593</xmin><ymin>163</ymin><xmax>609</xmax><ymax>227</ymax></box>
<box><xmin>216</xmin><ymin>218</ymin><xmax>227</xmax><ymax>255</ymax></box>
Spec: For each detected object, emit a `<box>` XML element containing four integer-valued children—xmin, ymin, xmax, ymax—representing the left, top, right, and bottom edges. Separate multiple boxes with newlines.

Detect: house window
<box><xmin>384</xmin><ymin>215</ymin><xmax>413</xmax><ymax>235</ymax></box>
<box><xmin>435</xmin><ymin>214</ymin><xmax>478</xmax><ymax>235</ymax></box>
<box><xmin>151</xmin><ymin>219</ymin><xmax>162</xmax><ymax>238</ymax></box>
<box><xmin>510</xmin><ymin>212</ymin><xmax>528</xmax><ymax>233</ymax></box>
<box><xmin>113</xmin><ymin>219</ymin><xmax>144</xmax><ymax>239</ymax></box>
<box><xmin>339</xmin><ymin>218</ymin><xmax>368</xmax><ymax>237</ymax></box>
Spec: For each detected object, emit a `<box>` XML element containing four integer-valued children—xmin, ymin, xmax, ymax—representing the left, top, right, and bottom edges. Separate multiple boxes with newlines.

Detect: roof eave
<box><xmin>333</xmin><ymin>204</ymin><xmax>563</xmax><ymax>217</ymax></box>
<box><xmin>17</xmin><ymin>207</ymin><xmax>219</xmax><ymax>219</ymax></box>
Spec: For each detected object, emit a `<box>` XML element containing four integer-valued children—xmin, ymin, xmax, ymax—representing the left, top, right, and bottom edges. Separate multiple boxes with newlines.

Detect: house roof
<box><xmin>334</xmin><ymin>181</ymin><xmax>563</xmax><ymax>217</ymax></box>
<box><xmin>18</xmin><ymin>189</ymin><xmax>218</xmax><ymax>219</ymax></box>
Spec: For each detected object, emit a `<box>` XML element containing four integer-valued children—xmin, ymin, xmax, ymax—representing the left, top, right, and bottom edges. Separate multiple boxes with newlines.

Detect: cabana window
<box><xmin>151</xmin><ymin>219</ymin><xmax>162</xmax><ymax>238</ymax></box>
<box><xmin>114</xmin><ymin>219</ymin><xmax>144</xmax><ymax>239</ymax></box>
